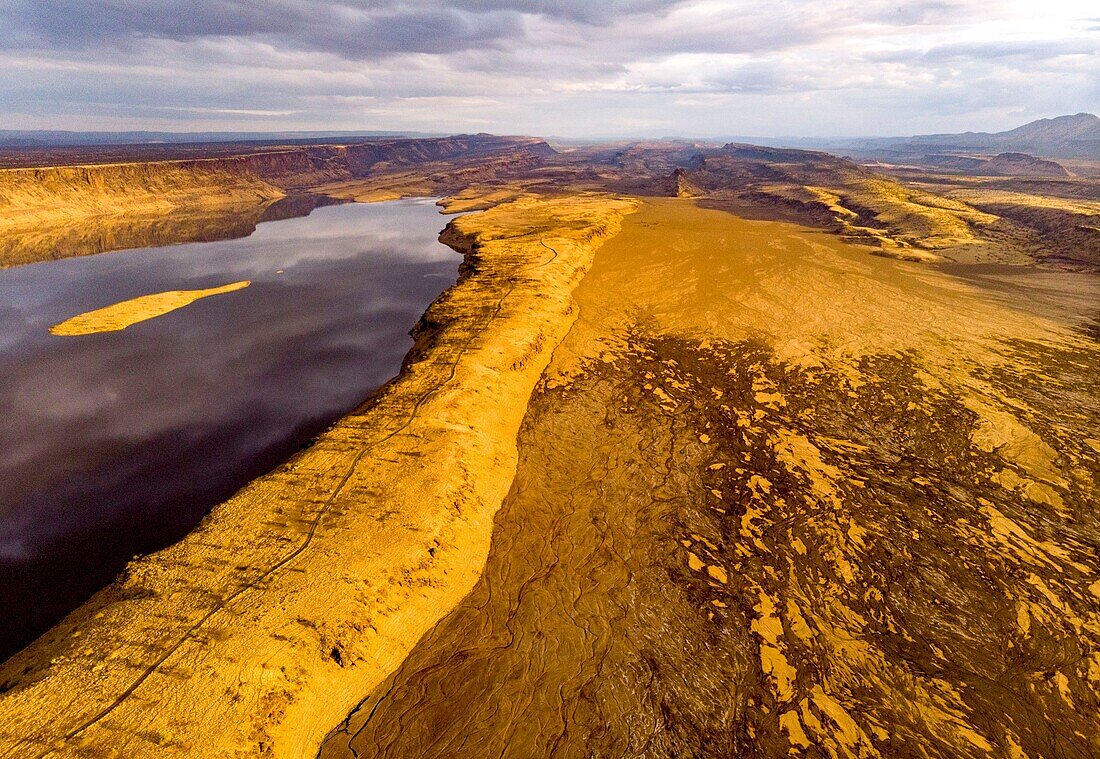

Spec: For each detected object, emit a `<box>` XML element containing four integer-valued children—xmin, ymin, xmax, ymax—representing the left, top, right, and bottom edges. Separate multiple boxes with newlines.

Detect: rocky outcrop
<box><xmin>664</xmin><ymin>167</ymin><xmax>702</xmax><ymax>197</ymax></box>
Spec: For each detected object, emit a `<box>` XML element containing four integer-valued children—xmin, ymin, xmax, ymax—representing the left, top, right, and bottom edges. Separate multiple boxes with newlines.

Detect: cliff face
<box><xmin>0</xmin><ymin>135</ymin><xmax>555</xmax><ymax>266</ymax></box>
<box><xmin>213</xmin><ymin>135</ymin><xmax>554</xmax><ymax>188</ymax></box>
<box><xmin>0</xmin><ymin>160</ymin><xmax>284</xmax><ymax>234</ymax></box>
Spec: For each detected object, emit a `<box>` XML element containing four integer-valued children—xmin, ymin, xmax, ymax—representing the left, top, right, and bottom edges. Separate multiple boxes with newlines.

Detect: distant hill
<box><xmin>998</xmin><ymin>113</ymin><xmax>1100</xmax><ymax>143</ymax></box>
<box><xmin>982</xmin><ymin>152</ymin><xmax>1070</xmax><ymax>177</ymax></box>
<box><xmin>748</xmin><ymin>114</ymin><xmax>1100</xmax><ymax>162</ymax></box>
<box><xmin>907</xmin><ymin>113</ymin><xmax>1100</xmax><ymax>157</ymax></box>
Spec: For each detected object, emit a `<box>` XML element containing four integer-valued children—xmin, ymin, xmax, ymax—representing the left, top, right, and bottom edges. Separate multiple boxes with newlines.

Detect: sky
<box><xmin>0</xmin><ymin>0</ymin><xmax>1097</xmax><ymax>138</ymax></box>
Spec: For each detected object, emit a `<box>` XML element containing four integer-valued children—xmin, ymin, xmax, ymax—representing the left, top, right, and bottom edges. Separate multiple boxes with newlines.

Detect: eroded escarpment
<box><xmin>0</xmin><ymin>160</ymin><xmax>285</xmax><ymax>243</ymax></box>
<box><xmin>0</xmin><ymin>192</ymin><xmax>347</xmax><ymax>269</ymax></box>
<box><xmin>322</xmin><ymin>199</ymin><xmax>1100</xmax><ymax>758</ymax></box>
<box><xmin>0</xmin><ymin>135</ymin><xmax>553</xmax><ymax>267</ymax></box>
<box><xmin>0</xmin><ymin>193</ymin><xmax>636</xmax><ymax>758</ymax></box>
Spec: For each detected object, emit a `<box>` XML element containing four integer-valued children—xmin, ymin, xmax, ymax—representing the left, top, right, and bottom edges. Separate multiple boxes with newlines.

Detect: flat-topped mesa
<box><xmin>717</xmin><ymin>142</ymin><xmax>849</xmax><ymax>164</ymax></box>
<box><xmin>0</xmin><ymin>135</ymin><xmax>556</xmax><ymax>266</ymax></box>
<box><xmin>0</xmin><ymin>160</ymin><xmax>285</xmax><ymax>240</ymax></box>
<box><xmin>683</xmin><ymin>144</ymin><xmax>870</xmax><ymax>189</ymax></box>
<box><xmin>983</xmin><ymin>152</ymin><xmax>1071</xmax><ymax>178</ymax></box>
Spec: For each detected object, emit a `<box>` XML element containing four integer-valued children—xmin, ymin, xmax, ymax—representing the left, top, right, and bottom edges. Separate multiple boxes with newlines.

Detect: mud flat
<box><xmin>322</xmin><ymin>199</ymin><xmax>1100</xmax><ymax>758</ymax></box>
<box><xmin>49</xmin><ymin>280</ymin><xmax>251</xmax><ymax>335</ymax></box>
<box><xmin>0</xmin><ymin>194</ymin><xmax>635</xmax><ymax>757</ymax></box>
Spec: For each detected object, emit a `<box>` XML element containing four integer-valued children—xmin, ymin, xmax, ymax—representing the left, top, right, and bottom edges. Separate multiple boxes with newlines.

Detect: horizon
<box><xmin>1</xmin><ymin>1</ymin><xmax>1097</xmax><ymax>138</ymax></box>
<box><xmin>2</xmin><ymin>110</ymin><xmax>1097</xmax><ymax>146</ymax></box>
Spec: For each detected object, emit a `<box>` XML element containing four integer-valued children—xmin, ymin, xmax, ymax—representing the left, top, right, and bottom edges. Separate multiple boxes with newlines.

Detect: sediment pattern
<box><xmin>322</xmin><ymin>199</ymin><xmax>1100</xmax><ymax>758</ymax></box>
<box><xmin>0</xmin><ymin>194</ymin><xmax>635</xmax><ymax>757</ymax></box>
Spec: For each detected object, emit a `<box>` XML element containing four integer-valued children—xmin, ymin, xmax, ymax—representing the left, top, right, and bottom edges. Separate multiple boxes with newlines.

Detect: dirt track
<box><xmin>0</xmin><ymin>195</ymin><xmax>634</xmax><ymax>758</ymax></box>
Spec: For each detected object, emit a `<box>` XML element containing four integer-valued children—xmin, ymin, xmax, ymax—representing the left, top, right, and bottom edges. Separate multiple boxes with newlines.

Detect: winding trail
<box><xmin>0</xmin><ymin>195</ymin><xmax>636</xmax><ymax>758</ymax></box>
<box><xmin>24</xmin><ymin>239</ymin><xmax>561</xmax><ymax>758</ymax></box>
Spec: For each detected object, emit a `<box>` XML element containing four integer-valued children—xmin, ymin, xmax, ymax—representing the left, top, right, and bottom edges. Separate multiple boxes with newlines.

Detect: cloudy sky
<box><xmin>0</xmin><ymin>0</ymin><xmax>1096</xmax><ymax>137</ymax></box>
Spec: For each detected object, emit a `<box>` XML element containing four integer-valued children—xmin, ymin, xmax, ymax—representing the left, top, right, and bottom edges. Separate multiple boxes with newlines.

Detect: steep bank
<box><xmin>0</xmin><ymin>135</ymin><xmax>553</xmax><ymax>267</ymax></box>
<box><xmin>0</xmin><ymin>193</ymin><xmax>344</xmax><ymax>269</ymax></box>
<box><xmin>0</xmin><ymin>193</ymin><xmax>635</xmax><ymax>758</ymax></box>
<box><xmin>321</xmin><ymin>199</ymin><xmax>1100</xmax><ymax>759</ymax></box>
<box><xmin>0</xmin><ymin>160</ymin><xmax>284</xmax><ymax>240</ymax></box>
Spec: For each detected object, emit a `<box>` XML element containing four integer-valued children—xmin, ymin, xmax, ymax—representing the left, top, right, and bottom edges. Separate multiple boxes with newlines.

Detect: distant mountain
<box><xmin>0</xmin><ymin>129</ymin><xmax>437</xmax><ymax>148</ymax></box>
<box><xmin>908</xmin><ymin>113</ymin><xmax>1100</xmax><ymax>157</ymax></box>
<box><xmin>999</xmin><ymin>113</ymin><xmax>1100</xmax><ymax>143</ymax></box>
<box><xmin>752</xmin><ymin>114</ymin><xmax>1100</xmax><ymax>162</ymax></box>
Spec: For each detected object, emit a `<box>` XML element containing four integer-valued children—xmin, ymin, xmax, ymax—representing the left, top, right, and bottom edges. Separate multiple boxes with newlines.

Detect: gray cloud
<box><xmin>449</xmin><ymin>0</ymin><xmax>688</xmax><ymax>25</ymax></box>
<box><xmin>863</xmin><ymin>0</ymin><xmax>983</xmax><ymax>25</ymax></box>
<box><xmin>0</xmin><ymin>1</ymin><xmax>698</xmax><ymax>58</ymax></box>
<box><xmin>0</xmin><ymin>0</ymin><xmax>1095</xmax><ymax>136</ymax></box>
<box><xmin>869</xmin><ymin>39</ymin><xmax>1099</xmax><ymax>65</ymax></box>
<box><xmin>2</xmin><ymin>1</ymin><xmax>526</xmax><ymax>57</ymax></box>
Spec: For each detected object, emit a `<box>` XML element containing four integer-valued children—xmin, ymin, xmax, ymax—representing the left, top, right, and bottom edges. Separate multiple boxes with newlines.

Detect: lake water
<box><xmin>0</xmin><ymin>198</ymin><xmax>461</xmax><ymax>661</ymax></box>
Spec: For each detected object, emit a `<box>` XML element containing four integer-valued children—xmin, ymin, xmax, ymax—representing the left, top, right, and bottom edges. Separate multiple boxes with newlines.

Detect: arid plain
<box><xmin>0</xmin><ymin>129</ymin><xmax>1098</xmax><ymax>758</ymax></box>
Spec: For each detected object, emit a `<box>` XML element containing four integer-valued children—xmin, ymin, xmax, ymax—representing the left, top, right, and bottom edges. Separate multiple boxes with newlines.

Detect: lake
<box><xmin>0</xmin><ymin>198</ymin><xmax>461</xmax><ymax>661</ymax></box>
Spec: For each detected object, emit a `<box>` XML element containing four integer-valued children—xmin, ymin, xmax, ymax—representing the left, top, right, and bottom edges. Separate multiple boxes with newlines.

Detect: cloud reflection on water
<box><xmin>0</xmin><ymin>198</ymin><xmax>460</xmax><ymax>659</ymax></box>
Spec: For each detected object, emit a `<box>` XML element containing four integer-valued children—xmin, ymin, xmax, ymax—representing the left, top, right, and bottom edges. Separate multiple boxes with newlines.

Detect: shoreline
<box><xmin>0</xmin><ymin>192</ymin><xmax>636</xmax><ymax>757</ymax></box>
<box><xmin>0</xmin><ymin>134</ymin><xmax>553</xmax><ymax>269</ymax></box>
<box><xmin>0</xmin><ymin>198</ymin><xmax>461</xmax><ymax>663</ymax></box>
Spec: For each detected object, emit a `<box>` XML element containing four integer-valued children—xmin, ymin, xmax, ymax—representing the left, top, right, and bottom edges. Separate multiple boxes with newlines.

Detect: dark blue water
<box><xmin>0</xmin><ymin>198</ymin><xmax>460</xmax><ymax>660</ymax></box>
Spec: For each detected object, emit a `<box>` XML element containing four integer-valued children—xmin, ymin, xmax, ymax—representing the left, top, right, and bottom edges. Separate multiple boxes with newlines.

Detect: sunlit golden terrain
<box><xmin>320</xmin><ymin>199</ymin><xmax>1100</xmax><ymax>757</ymax></box>
<box><xmin>0</xmin><ymin>133</ymin><xmax>1097</xmax><ymax>758</ymax></box>
<box><xmin>50</xmin><ymin>281</ymin><xmax>251</xmax><ymax>335</ymax></box>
